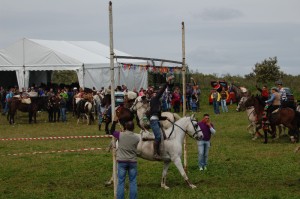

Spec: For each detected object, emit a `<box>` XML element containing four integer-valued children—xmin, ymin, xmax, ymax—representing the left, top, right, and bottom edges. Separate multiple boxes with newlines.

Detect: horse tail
<box><xmin>295</xmin><ymin>110</ymin><xmax>300</xmax><ymax>127</ymax></box>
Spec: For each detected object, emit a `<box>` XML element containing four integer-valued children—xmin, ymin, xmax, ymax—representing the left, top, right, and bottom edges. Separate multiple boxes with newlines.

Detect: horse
<box><xmin>106</xmin><ymin>115</ymin><xmax>203</xmax><ymax>189</ymax></box>
<box><xmin>99</xmin><ymin>90</ymin><xmax>139</xmax><ymax>133</ymax></box>
<box><xmin>243</xmin><ymin>95</ymin><xmax>299</xmax><ymax>143</ymax></box>
<box><xmin>76</xmin><ymin>99</ymin><xmax>94</xmax><ymax>125</ymax></box>
<box><xmin>236</xmin><ymin>96</ymin><xmax>262</xmax><ymax>139</ymax></box>
<box><xmin>47</xmin><ymin>95</ymin><xmax>60</xmax><ymax>122</ymax></box>
<box><xmin>230</xmin><ymin>84</ymin><xmax>248</xmax><ymax>104</ymax></box>
<box><xmin>123</xmin><ymin>90</ymin><xmax>138</xmax><ymax>109</ymax></box>
<box><xmin>8</xmin><ymin>96</ymin><xmax>48</xmax><ymax>124</ymax></box>
<box><xmin>130</xmin><ymin>95</ymin><xmax>181</xmax><ymax>130</ymax></box>
<box><xmin>237</xmin><ymin>96</ymin><xmax>288</xmax><ymax>140</ymax></box>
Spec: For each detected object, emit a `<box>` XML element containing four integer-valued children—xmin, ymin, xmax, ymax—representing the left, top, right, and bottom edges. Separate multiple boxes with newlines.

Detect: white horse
<box><xmin>236</xmin><ymin>96</ymin><xmax>261</xmax><ymax>139</ymax></box>
<box><xmin>130</xmin><ymin>96</ymin><xmax>181</xmax><ymax>130</ymax></box>
<box><xmin>106</xmin><ymin>115</ymin><xmax>203</xmax><ymax>189</ymax></box>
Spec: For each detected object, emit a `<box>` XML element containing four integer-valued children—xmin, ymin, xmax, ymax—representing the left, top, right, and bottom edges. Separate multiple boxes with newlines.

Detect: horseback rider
<box><xmin>149</xmin><ymin>75</ymin><xmax>174</xmax><ymax>160</ymax></box>
<box><xmin>256</xmin><ymin>84</ymin><xmax>269</xmax><ymax>101</ymax></box>
<box><xmin>276</xmin><ymin>80</ymin><xmax>288</xmax><ymax>108</ymax></box>
<box><xmin>264</xmin><ymin>87</ymin><xmax>281</xmax><ymax>123</ymax></box>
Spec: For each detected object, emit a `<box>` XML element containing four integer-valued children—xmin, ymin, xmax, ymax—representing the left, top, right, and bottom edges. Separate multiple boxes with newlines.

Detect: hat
<box><xmin>275</xmin><ymin>80</ymin><xmax>283</xmax><ymax>85</ymax></box>
<box><xmin>271</xmin><ymin>87</ymin><xmax>278</xmax><ymax>92</ymax></box>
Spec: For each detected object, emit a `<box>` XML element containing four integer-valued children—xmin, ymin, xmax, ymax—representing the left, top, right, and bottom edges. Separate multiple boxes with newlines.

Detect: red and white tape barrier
<box><xmin>0</xmin><ymin>135</ymin><xmax>112</xmax><ymax>141</ymax></box>
<box><xmin>1</xmin><ymin>147</ymin><xmax>109</xmax><ymax>157</ymax></box>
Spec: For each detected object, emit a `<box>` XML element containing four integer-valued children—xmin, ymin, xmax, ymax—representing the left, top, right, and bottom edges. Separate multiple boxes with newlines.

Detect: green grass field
<box><xmin>0</xmin><ymin>102</ymin><xmax>300</xmax><ymax>199</ymax></box>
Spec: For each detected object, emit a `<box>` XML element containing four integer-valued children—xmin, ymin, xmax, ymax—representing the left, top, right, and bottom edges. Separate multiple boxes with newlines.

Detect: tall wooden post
<box><xmin>182</xmin><ymin>22</ymin><xmax>188</xmax><ymax>171</ymax></box>
<box><xmin>109</xmin><ymin>2</ymin><xmax>117</xmax><ymax>198</ymax></box>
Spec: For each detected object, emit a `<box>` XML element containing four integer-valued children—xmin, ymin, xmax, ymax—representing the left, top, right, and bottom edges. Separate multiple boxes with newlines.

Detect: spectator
<box><xmin>211</xmin><ymin>89</ymin><xmax>220</xmax><ymax>114</ymax></box>
<box><xmin>59</xmin><ymin>95</ymin><xmax>67</xmax><ymax>122</ymax></box>
<box><xmin>172</xmin><ymin>87</ymin><xmax>181</xmax><ymax>113</ymax></box>
<box><xmin>190</xmin><ymin>88</ymin><xmax>198</xmax><ymax>112</ymax></box>
<box><xmin>197</xmin><ymin>113</ymin><xmax>216</xmax><ymax>171</ymax></box>
<box><xmin>220</xmin><ymin>87</ymin><xmax>229</xmax><ymax>113</ymax></box>
<box><xmin>186</xmin><ymin>83</ymin><xmax>193</xmax><ymax>111</ymax></box>
<box><xmin>110</xmin><ymin>117</ymin><xmax>140</xmax><ymax>199</ymax></box>
<box><xmin>0</xmin><ymin>86</ymin><xmax>6</xmax><ymax>113</ymax></box>
<box><xmin>2</xmin><ymin>87</ymin><xmax>14</xmax><ymax>115</ymax></box>
<box><xmin>162</xmin><ymin>88</ymin><xmax>171</xmax><ymax>112</ymax></box>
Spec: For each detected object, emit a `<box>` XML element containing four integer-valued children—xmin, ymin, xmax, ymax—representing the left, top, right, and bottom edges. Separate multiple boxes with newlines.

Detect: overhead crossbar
<box><xmin>114</xmin><ymin>55</ymin><xmax>183</xmax><ymax>65</ymax></box>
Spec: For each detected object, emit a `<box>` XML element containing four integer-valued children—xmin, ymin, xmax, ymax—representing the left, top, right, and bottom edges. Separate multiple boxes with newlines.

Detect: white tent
<box><xmin>0</xmin><ymin>38</ymin><xmax>148</xmax><ymax>90</ymax></box>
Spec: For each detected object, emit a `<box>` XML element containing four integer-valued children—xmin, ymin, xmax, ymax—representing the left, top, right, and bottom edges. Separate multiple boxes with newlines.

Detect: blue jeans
<box><xmin>197</xmin><ymin>140</ymin><xmax>211</xmax><ymax>168</ymax></box>
<box><xmin>3</xmin><ymin>102</ymin><xmax>9</xmax><ymax>114</ymax></box>
<box><xmin>117</xmin><ymin>162</ymin><xmax>138</xmax><ymax>199</ymax></box>
<box><xmin>220</xmin><ymin>99</ymin><xmax>228</xmax><ymax>112</ymax></box>
<box><xmin>212</xmin><ymin>100</ymin><xmax>220</xmax><ymax>114</ymax></box>
<box><xmin>150</xmin><ymin>119</ymin><xmax>161</xmax><ymax>142</ymax></box>
<box><xmin>60</xmin><ymin>107</ymin><xmax>66</xmax><ymax>122</ymax></box>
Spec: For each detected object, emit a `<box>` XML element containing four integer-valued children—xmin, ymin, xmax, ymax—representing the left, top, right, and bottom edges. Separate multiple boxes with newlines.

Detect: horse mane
<box><xmin>255</xmin><ymin>95</ymin><xmax>265</xmax><ymax>106</ymax></box>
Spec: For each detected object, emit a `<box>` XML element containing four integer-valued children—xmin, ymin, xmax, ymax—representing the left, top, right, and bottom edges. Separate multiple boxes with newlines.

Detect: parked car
<box><xmin>208</xmin><ymin>80</ymin><xmax>236</xmax><ymax>105</ymax></box>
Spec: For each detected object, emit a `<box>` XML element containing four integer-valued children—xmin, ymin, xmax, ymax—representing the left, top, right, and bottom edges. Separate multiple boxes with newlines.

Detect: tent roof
<box><xmin>0</xmin><ymin>38</ymin><xmax>140</xmax><ymax>70</ymax></box>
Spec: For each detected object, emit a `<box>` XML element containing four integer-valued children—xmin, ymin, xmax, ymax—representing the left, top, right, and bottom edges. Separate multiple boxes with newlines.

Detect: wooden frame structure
<box><xmin>108</xmin><ymin>2</ymin><xmax>188</xmax><ymax>198</ymax></box>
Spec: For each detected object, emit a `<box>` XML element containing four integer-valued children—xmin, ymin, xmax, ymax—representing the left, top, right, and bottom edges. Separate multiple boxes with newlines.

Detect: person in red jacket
<box><xmin>256</xmin><ymin>85</ymin><xmax>269</xmax><ymax>101</ymax></box>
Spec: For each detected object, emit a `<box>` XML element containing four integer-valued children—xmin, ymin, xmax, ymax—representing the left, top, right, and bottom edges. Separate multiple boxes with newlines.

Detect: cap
<box><xmin>275</xmin><ymin>80</ymin><xmax>283</xmax><ymax>85</ymax></box>
<box><xmin>271</xmin><ymin>87</ymin><xmax>278</xmax><ymax>92</ymax></box>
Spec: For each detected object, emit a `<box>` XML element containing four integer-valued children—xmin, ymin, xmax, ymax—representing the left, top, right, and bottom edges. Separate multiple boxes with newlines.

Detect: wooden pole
<box><xmin>109</xmin><ymin>2</ymin><xmax>117</xmax><ymax>198</ymax></box>
<box><xmin>182</xmin><ymin>22</ymin><xmax>188</xmax><ymax>171</ymax></box>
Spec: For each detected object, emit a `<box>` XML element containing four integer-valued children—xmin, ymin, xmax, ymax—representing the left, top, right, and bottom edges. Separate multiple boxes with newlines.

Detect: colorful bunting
<box><xmin>118</xmin><ymin>63</ymin><xmax>182</xmax><ymax>74</ymax></box>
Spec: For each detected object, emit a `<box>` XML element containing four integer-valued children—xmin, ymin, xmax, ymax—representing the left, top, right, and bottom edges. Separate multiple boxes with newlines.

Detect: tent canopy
<box><xmin>0</xmin><ymin>38</ymin><xmax>148</xmax><ymax>90</ymax></box>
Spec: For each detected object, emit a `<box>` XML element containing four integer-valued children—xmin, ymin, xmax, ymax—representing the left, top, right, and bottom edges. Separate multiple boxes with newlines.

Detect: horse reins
<box><xmin>166</xmin><ymin>117</ymin><xmax>201</xmax><ymax>140</ymax></box>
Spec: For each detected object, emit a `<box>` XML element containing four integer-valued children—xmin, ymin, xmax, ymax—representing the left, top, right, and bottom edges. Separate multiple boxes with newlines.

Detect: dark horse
<box><xmin>8</xmin><ymin>96</ymin><xmax>48</xmax><ymax>124</ymax></box>
<box><xmin>101</xmin><ymin>94</ymin><xmax>134</xmax><ymax>134</ymax></box>
<box><xmin>244</xmin><ymin>95</ymin><xmax>300</xmax><ymax>143</ymax></box>
<box><xmin>47</xmin><ymin>95</ymin><xmax>60</xmax><ymax>122</ymax></box>
<box><xmin>230</xmin><ymin>83</ymin><xmax>248</xmax><ymax>105</ymax></box>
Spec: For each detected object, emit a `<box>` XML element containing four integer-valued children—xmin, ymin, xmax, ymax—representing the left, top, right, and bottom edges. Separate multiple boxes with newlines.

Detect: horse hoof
<box><xmin>161</xmin><ymin>185</ymin><xmax>170</xmax><ymax>190</ymax></box>
<box><xmin>104</xmin><ymin>181</ymin><xmax>112</xmax><ymax>187</ymax></box>
<box><xmin>190</xmin><ymin>184</ymin><xmax>197</xmax><ymax>189</ymax></box>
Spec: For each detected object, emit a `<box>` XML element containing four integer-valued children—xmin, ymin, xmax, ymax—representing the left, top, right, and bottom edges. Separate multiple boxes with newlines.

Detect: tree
<box><xmin>250</xmin><ymin>57</ymin><xmax>282</xmax><ymax>84</ymax></box>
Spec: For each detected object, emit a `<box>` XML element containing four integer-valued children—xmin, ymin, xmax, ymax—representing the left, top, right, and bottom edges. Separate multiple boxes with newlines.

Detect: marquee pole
<box><xmin>109</xmin><ymin>2</ymin><xmax>117</xmax><ymax>198</ymax></box>
<box><xmin>182</xmin><ymin>22</ymin><xmax>188</xmax><ymax>171</ymax></box>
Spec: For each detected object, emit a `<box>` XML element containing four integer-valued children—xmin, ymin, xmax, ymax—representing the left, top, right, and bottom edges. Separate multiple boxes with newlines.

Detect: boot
<box><xmin>153</xmin><ymin>141</ymin><xmax>162</xmax><ymax>160</ymax></box>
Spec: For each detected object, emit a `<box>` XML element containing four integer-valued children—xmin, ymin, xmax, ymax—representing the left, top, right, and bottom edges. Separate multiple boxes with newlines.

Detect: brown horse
<box><xmin>244</xmin><ymin>95</ymin><xmax>299</xmax><ymax>143</ymax></box>
<box><xmin>8</xmin><ymin>96</ymin><xmax>48</xmax><ymax>124</ymax></box>
<box><xmin>100</xmin><ymin>93</ymin><xmax>136</xmax><ymax>134</ymax></box>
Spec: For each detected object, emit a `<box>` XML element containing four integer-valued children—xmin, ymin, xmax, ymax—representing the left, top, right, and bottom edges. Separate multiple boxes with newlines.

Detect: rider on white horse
<box><xmin>149</xmin><ymin>75</ymin><xmax>175</xmax><ymax>160</ymax></box>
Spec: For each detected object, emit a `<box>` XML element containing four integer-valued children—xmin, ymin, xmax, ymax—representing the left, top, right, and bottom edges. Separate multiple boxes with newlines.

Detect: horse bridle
<box><xmin>167</xmin><ymin>117</ymin><xmax>202</xmax><ymax>140</ymax></box>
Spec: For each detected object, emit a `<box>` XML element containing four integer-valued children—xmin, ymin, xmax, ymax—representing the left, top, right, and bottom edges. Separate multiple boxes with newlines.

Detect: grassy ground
<box><xmin>0</xmin><ymin>102</ymin><xmax>300</xmax><ymax>199</ymax></box>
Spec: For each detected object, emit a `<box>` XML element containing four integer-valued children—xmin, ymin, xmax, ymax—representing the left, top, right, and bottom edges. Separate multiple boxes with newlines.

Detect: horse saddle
<box><xmin>140</xmin><ymin>129</ymin><xmax>155</xmax><ymax>141</ymax></box>
<box><xmin>21</xmin><ymin>98</ymin><xmax>31</xmax><ymax>104</ymax></box>
<box><xmin>140</xmin><ymin>126</ymin><xmax>166</xmax><ymax>141</ymax></box>
<box><xmin>75</xmin><ymin>97</ymin><xmax>82</xmax><ymax>104</ymax></box>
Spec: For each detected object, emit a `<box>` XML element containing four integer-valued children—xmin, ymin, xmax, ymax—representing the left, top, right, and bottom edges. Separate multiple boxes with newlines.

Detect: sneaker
<box><xmin>199</xmin><ymin>167</ymin><xmax>204</xmax><ymax>171</ymax></box>
<box><xmin>204</xmin><ymin>166</ymin><xmax>207</xmax><ymax>170</ymax></box>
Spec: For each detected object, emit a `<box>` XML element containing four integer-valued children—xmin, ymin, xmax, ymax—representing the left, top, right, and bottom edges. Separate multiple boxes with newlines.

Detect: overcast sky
<box><xmin>1</xmin><ymin>0</ymin><xmax>300</xmax><ymax>76</ymax></box>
